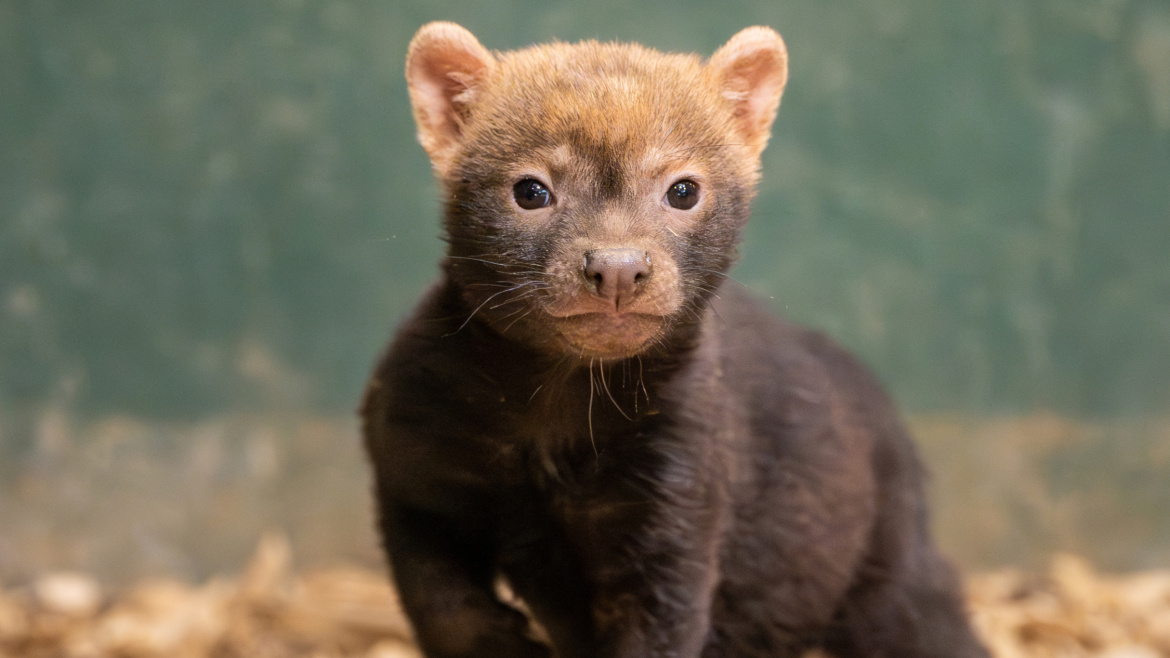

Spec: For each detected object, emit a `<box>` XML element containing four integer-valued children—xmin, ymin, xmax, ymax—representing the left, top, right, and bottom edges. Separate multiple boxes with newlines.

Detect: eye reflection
<box><xmin>666</xmin><ymin>180</ymin><xmax>699</xmax><ymax>210</ymax></box>
<box><xmin>513</xmin><ymin>179</ymin><xmax>552</xmax><ymax>210</ymax></box>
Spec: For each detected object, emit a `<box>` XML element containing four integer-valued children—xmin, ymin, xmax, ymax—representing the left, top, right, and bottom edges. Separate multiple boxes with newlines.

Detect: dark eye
<box><xmin>666</xmin><ymin>180</ymin><xmax>700</xmax><ymax>210</ymax></box>
<box><xmin>513</xmin><ymin>178</ymin><xmax>553</xmax><ymax>210</ymax></box>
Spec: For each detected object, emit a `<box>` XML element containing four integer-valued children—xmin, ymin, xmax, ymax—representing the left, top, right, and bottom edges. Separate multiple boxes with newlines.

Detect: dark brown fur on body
<box><xmin>363</xmin><ymin>22</ymin><xmax>988</xmax><ymax>657</ymax></box>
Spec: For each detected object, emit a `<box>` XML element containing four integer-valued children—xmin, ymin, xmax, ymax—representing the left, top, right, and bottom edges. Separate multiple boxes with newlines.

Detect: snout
<box><xmin>541</xmin><ymin>239</ymin><xmax>684</xmax><ymax>358</ymax></box>
<box><xmin>544</xmin><ymin>239</ymin><xmax>680</xmax><ymax>320</ymax></box>
<box><xmin>583</xmin><ymin>248</ymin><xmax>652</xmax><ymax>312</ymax></box>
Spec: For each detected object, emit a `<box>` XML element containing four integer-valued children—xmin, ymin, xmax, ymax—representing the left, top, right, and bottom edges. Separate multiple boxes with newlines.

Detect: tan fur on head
<box><xmin>405</xmin><ymin>23</ymin><xmax>789</xmax><ymax>179</ymax></box>
<box><xmin>405</xmin><ymin>22</ymin><xmax>496</xmax><ymax>177</ymax></box>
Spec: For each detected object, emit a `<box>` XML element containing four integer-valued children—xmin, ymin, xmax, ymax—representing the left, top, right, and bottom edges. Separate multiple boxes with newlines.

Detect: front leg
<box><xmin>385</xmin><ymin>504</ymin><xmax>550</xmax><ymax>658</ymax></box>
<box><xmin>591</xmin><ymin>520</ymin><xmax>721</xmax><ymax>657</ymax></box>
<box><xmin>565</xmin><ymin>450</ymin><xmax>727</xmax><ymax>658</ymax></box>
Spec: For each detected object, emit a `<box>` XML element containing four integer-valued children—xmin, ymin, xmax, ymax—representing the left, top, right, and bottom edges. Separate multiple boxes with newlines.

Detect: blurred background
<box><xmin>2</xmin><ymin>0</ymin><xmax>1168</xmax><ymax>586</ymax></box>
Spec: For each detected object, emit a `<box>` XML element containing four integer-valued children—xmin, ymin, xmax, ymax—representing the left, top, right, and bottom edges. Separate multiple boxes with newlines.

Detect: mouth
<box><xmin>550</xmin><ymin>312</ymin><xmax>665</xmax><ymax>358</ymax></box>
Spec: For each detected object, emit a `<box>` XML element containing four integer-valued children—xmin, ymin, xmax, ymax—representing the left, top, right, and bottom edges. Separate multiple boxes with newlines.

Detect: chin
<box><xmin>552</xmin><ymin>313</ymin><xmax>665</xmax><ymax>360</ymax></box>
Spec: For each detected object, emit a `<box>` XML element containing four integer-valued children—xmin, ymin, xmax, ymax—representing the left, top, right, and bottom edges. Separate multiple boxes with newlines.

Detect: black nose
<box><xmin>583</xmin><ymin>249</ymin><xmax>651</xmax><ymax>310</ymax></box>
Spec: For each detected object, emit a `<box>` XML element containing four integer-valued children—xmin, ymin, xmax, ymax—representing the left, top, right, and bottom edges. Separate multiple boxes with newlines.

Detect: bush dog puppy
<box><xmin>362</xmin><ymin>22</ymin><xmax>989</xmax><ymax>658</ymax></box>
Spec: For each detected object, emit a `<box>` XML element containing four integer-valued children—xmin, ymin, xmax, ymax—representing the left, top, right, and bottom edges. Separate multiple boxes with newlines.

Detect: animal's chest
<box><xmin>448</xmin><ymin>356</ymin><xmax>727</xmax><ymax>561</ymax></box>
<box><xmin>490</xmin><ymin>454</ymin><xmax>660</xmax><ymax>579</ymax></box>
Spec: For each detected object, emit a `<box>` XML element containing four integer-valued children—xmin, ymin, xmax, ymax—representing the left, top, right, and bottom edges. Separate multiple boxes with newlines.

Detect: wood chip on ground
<box><xmin>2</xmin><ymin>534</ymin><xmax>1168</xmax><ymax>657</ymax></box>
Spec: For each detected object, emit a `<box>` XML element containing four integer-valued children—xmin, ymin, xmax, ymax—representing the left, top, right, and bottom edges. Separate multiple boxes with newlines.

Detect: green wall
<box><xmin>4</xmin><ymin>0</ymin><xmax>1169</xmax><ymax>420</ymax></box>
<box><xmin>2</xmin><ymin>0</ymin><xmax>1169</xmax><ymax>578</ymax></box>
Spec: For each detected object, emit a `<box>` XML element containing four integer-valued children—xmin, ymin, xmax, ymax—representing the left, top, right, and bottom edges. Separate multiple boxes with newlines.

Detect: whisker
<box><xmin>446</xmin><ymin>255</ymin><xmax>546</xmax><ymax>275</ymax></box>
<box><xmin>501</xmin><ymin>308</ymin><xmax>534</xmax><ymax>333</ymax></box>
<box><xmin>697</xmin><ymin>267</ymin><xmax>753</xmax><ymax>291</ymax></box>
<box><xmin>678</xmin><ymin>304</ymin><xmax>702</xmax><ymax>323</ymax></box>
<box><xmin>445</xmin><ymin>281</ymin><xmax>542</xmax><ymax>336</ymax></box>
<box><xmin>599</xmin><ymin>360</ymin><xmax>633</xmax><ymax>421</ymax></box>
<box><xmin>494</xmin><ymin>305</ymin><xmax>529</xmax><ymax>322</ymax></box>
<box><xmin>465</xmin><ymin>281</ymin><xmax>540</xmax><ymax>289</ymax></box>
<box><xmin>448</xmin><ymin>255</ymin><xmax>512</xmax><ymax>267</ymax></box>
<box><xmin>488</xmin><ymin>288</ymin><xmax>543</xmax><ymax>310</ymax></box>
<box><xmin>587</xmin><ymin>358</ymin><xmax>598</xmax><ymax>456</ymax></box>
<box><xmin>637</xmin><ymin>355</ymin><xmax>649</xmax><ymax>407</ymax></box>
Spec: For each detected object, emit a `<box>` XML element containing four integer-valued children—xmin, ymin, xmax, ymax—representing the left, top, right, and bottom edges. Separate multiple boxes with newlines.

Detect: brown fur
<box><xmin>364</xmin><ymin>23</ymin><xmax>989</xmax><ymax>657</ymax></box>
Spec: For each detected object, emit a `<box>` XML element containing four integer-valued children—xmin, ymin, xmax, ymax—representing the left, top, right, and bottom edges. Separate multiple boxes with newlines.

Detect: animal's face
<box><xmin>406</xmin><ymin>23</ymin><xmax>787</xmax><ymax>360</ymax></box>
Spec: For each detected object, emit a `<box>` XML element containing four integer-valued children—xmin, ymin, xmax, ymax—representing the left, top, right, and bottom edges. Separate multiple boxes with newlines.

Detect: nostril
<box><xmin>584</xmin><ymin>256</ymin><xmax>605</xmax><ymax>290</ymax></box>
<box><xmin>583</xmin><ymin>249</ymin><xmax>652</xmax><ymax>304</ymax></box>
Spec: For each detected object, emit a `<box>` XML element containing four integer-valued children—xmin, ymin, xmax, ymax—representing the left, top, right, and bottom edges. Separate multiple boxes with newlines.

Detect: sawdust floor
<box><xmin>2</xmin><ymin>534</ymin><xmax>1168</xmax><ymax>658</ymax></box>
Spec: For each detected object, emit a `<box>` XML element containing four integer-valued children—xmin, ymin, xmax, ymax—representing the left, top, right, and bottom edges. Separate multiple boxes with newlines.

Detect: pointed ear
<box><xmin>405</xmin><ymin>22</ymin><xmax>495</xmax><ymax>176</ymax></box>
<box><xmin>709</xmin><ymin>26</ymin><xmax>789</xmax><ymax>158</ymax></box>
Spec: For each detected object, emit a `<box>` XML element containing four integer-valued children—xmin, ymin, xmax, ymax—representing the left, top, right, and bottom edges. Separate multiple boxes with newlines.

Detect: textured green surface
<box><xmin>3</xmin><ymin>0</ymin><xmax>1169</xmax><ymax>420</ymax></box>
<box><xmin>1</xmin><ymin>1</ymin><xmax>1169</xmax><ymax>576</ymax></box>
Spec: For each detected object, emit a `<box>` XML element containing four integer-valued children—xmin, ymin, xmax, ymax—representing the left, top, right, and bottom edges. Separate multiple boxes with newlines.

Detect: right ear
<box><xmin>405</xmin><ymin>22</ymin><xmax>495</xmax><ymax>177</ymax></box>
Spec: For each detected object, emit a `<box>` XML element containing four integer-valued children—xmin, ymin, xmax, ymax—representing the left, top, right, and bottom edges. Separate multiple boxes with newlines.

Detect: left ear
<box><xmin>709</xmin><ymin>26</ymin><xmax>789</xmax><ymax>158</ymax></box>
